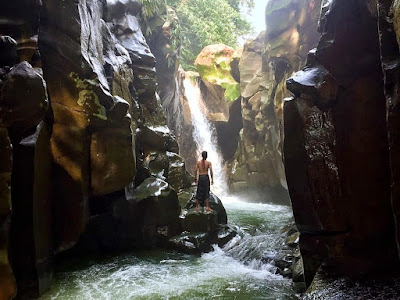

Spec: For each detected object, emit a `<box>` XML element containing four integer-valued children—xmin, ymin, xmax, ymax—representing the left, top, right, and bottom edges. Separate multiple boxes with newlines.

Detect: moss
<box><xmin>195</xmin><ymin>47</ymin><xmax>240</xmax><ymax>102</ymax></box>
<box><xmin>70</xmin><ymin>72</ymin><xmax>107</xmax><ymax>120</ymax></box>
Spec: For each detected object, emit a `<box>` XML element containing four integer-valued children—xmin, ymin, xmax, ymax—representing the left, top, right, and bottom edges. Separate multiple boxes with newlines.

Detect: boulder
<box><xmin>183</xmin><ymin>192</ymin><xmax>228</xmax><ymax>225</ymax></box>
<box><xmin>170</xmin><ymin>191</ymin><xmax>235</xmax><ymax>254</ymax></box>
<box><xmin>181</xmin><ymin>209</ymin><xmax>218</xmax><ymax>233</ymax></box>
<box><xmin>90</xmin><ymin>126</ymin><xmax>135</xmax><ymax>196</ymax></box>
<box><xmin>0</xmin><ymin>36</ymin><xmax>17</xmax><ymax>66</ymax></box>
<box><xmin>0</xmin><ymin>62</ymin><xmax>48</xmax><ymax>138</ymax></box>
<box><xmin>195</xmin><ymin>44</ymin><xmax>240</xmax><ymax>102</ymax></box>
<box><xmin>134</xmin><ymin>177</ymin><xmax>181</xmax><ymax>226</ymax></box>
<box><xmin>169</xmin><ymin>232</ymin><xmax>214</xmax><ymax>255</ymax></box>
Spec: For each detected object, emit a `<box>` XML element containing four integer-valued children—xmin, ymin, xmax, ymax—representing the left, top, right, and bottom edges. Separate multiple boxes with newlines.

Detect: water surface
<box><xmin>41</xmin><ymin>197</ymin><xmax>297</xmax><ymax>300</ymax></box>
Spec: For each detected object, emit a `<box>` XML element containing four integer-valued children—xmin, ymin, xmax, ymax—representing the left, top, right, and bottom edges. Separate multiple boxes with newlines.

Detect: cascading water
<box><xmin>40</xmin><ymin>201</ymin><xmax>296</xmax><ymax>300</ymax></box>
<box><xmin>39</xmin><ymin>77</ymin><xmax>298</xmax><ymax>300</ymax></box>
<box><xmin>183</xmin><ymin>76</ymin><xmax>228</xmax><ymax>197</ymax></box>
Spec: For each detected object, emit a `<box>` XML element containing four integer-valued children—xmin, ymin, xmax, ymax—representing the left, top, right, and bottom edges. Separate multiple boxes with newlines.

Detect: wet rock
<box><xmin>380</xmin><ymin>0</ymin><xmax>400</xmax><ymax>261</ymax></box>
<box><xmin>0</xmin><ymin>62</ymin><xmax>48</xmax><ymax>138</ymax></box>
<box><xmin>181</xmin><ymin>209</ymin><xmax>219</xmax><ymax>233</ymax></box>
<box><xmin>170</xmin><ymin>191</ymin><xmax>235</xmax><ymax>254</ymax></box>
<box><xmin>134</xmin><ymin>177</ymin><xmax>181</xmax><ymax>227</ymax></box>
<box><xmin>285</xmin><ymin>0</ymin><xmax>400</xmax><ymax>288</ymax></box>
<box><xmin>169</xmin><ymin>232</ymin><xmax>214</xmax><ymax>255</ymax></box>
<box><xmin>0</xmin><ymin>128</ymin><xmax>16</xmax><ymax>300</ymax></box>
<box><xmin>217</xmin><ymin>225</ymin><xmax>238</xmax><ymax>248</ymax></box>
<box><xmin>291</xmin><ymin>257</ymin><xmax>305</xmax><ymax>283</ymax></box>
<box><xmin>285</xmin><ymin>232</ymin><xmax>300</xmax><ymax>248</ymax></box>
<box><xmin>0</xmin><ymin>36</ymin><xmax>17</xmax><ymax>66</ymax></box>
<box><xmin>184</xmin><ymin>192</ymin><xmax>228</xmax><ymax>225</ymax></box>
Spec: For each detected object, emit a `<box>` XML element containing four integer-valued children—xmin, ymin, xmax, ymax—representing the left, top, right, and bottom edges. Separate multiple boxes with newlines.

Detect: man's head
<box><xmin>202</xmin><ymin>151</ymin><xmax>207</xmax><ymax>160</ymax></box>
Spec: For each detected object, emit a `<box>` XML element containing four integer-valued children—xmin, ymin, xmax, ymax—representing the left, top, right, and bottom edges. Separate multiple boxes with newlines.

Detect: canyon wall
<box><xmin>0</xmin><ymin>0</ymin><xmax>190</xmax><ymax>298</ymax></box>
<box><xmin>229</xmin><ymin>0</ymin><xmax>322</xmax><ymax>203</ymax></box>
<box><xmin>284</xmin><ymin>0</ymin><xmax>400</xmax><ymax>288</ymax></box>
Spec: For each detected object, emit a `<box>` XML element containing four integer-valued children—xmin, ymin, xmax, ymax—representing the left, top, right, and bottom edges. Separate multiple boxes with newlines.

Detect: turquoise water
<box><xmin>41</xmin><ymin>197</ymin><xmax>297</xmax><ymax>299</ymax></box>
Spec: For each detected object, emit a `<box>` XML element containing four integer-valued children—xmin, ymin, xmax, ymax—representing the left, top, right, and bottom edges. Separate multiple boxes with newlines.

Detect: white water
<box><xmin>183</xmin><ymin>77</ymin><xmax>228</xmax><ymax>197</ymax></box>
<box><xmin>40</xmin><ymin>198</ymin><xmax>296</xmax><ymax>300</ymax></box>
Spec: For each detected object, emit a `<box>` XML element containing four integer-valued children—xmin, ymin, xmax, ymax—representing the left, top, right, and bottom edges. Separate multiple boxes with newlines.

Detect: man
<box><xmin>194</xmin><ymin>151</ymin><xmax>214</xmax><ymax>212</ymax></box>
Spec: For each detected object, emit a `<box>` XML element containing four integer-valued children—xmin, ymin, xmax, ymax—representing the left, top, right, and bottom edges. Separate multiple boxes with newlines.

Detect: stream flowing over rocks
<box><xmin>3</xmin><ymin>0</ymin><xmax>400</xmax><ymax>299</ymax></box>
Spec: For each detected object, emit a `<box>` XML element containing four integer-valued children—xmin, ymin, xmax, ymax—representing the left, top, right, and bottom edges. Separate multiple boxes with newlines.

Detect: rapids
<box><xmin>40</xmin><ymin>197</ymin><xmax>297</xmax><ymax>299</ymax></box>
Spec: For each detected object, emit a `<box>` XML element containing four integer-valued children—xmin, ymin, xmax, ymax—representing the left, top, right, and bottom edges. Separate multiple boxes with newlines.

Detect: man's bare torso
<box><xmin>197</xmin><ymin>160</ymin><xmax>211</xmax><ymax>175</ymax></box>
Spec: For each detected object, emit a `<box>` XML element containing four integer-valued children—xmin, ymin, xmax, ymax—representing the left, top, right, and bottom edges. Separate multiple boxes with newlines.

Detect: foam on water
<box><xmin>41</xmin><ymin>200</ymin><xmax>296</xmax><ymax>300</ymax></box>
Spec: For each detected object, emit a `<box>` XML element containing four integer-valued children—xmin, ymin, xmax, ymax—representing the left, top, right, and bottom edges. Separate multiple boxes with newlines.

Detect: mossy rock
<box><xmin>194</xmin><ymin>44</ymin><xmax>240</xmax><ymax>102</ymax></box>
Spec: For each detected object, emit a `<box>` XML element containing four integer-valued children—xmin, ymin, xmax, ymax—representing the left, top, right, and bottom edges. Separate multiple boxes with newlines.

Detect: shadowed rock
<box><xmin>285</xmin><ymin>0</ymin><xmax>400</xmax><ymax>289</ymax></box>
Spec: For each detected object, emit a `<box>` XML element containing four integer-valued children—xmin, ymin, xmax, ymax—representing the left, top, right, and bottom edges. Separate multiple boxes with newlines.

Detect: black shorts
<box><xmin>196</xmin><ymin>175</ymin><xmax>210</xmax><ymax>206</ymax></box>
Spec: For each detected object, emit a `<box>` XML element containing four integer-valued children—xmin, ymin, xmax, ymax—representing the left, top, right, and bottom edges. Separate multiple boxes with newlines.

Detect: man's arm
<box><xmin>194</xmin><ymin>162</ymin><xmax>198</xmax><ymax>183</ymax></box>
<box><xmin>209</xmin><ymin>162</ymin><xmax>214</xmax><ymax>185</ymax></box>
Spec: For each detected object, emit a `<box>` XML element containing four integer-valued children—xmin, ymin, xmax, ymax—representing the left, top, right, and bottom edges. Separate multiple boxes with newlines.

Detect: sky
<box><xmin>239</xmin><ymin>0</ymin><xmax>268</xmax><ymax>44</ymax></box>
<box><xmin>249</xmin><ymin>0</ymin><xmax>268</xmax><ymax>34</ymax></box>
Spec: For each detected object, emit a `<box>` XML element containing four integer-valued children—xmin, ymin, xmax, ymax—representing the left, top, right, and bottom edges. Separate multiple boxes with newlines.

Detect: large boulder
<box><xmin>0</xmin><ymin>62</ymin><xmax>48</xmax><ymax>139</ymax></box>
<box><xmin>195</xmin><ymin>44</ymin><xmax>240</xmax><ymax>103</ymax></box>
<box><xmin>170</xmin><ymin>191</ymin><xmax>235</xmax><ymax>254</ymax></box>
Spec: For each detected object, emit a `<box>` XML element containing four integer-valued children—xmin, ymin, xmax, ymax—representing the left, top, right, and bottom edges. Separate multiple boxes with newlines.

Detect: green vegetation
<box><xmin>138</xmin><ymin>0</ymin><xmax>254</xmax><ymax>69</ymax></box>
<box><xmin>167</xmin><ymin>0</ymin><xmax>254</xmax><ymax>70</ymax></box>
<box><xmin>138</xmin><ymin>0</ymin><xmax>167</xmax><ymax>35</ymax></box>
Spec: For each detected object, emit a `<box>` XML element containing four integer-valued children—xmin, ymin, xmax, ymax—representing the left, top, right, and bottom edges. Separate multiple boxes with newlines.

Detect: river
<box><xmin>40</xmin><ymin>196</ymin><xmax>297</xmax><ymax>299</ymax></box>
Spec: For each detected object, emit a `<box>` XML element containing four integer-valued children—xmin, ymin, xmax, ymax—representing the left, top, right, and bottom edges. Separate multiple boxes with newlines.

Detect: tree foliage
<box><xmin>138</xmin><ymin>0</ymin><xmax>167</xmax><ymax>35</ymax></box>
<box><xmin>167</xmin><ymin>0</ymin><xmax>254</xmax><ymax>70</ymax></box>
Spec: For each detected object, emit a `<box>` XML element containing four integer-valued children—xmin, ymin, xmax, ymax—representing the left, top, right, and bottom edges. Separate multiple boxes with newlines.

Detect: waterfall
<box><xmin>183</xmin><ymin>76</ymin><xmax>228</xmax><ymax>197</ymax></box>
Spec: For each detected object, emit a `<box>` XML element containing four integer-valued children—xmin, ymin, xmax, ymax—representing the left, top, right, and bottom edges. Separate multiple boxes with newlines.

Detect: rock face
<box><xmin>284</xmin><ymin>0</ymin><xmax>400</xmax><ymax>289</ymax></box>
<box><xmin>229</xmin><ymin>0</ymin><xmax>322</xmax><ymax>203</ymax></box>
<box><xmin>0</xmin><ymin>0</ymin><xmax>191</xmax><ymax>298</ymax></box>
<box><xmin>195</xmin><ymin>44</ymin><xmax>240</xmax><ymax>105</ymax></box>
<box><xmin>380</xmin><ymin>0</ymin><xmax>400</xmax><ymax>259</ymax></box>
<box><xmin>170</xmin><ymin>192</ymin><xmax>236</xmax><ymax>255</ymax></box>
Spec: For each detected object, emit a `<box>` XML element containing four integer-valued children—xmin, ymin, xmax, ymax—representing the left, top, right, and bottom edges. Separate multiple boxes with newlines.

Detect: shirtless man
<box><xmin>194</xmin><ymin>151</ymin><xmax>214</xmax><ymax>212</ymax></box>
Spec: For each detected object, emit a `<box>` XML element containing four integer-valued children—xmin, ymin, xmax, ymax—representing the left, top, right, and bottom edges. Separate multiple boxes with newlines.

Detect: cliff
<box><xmin>284</xmin><ymin>0</ymin><xmax>400</xmax><ymax>290</ymax></box>
<box><xmin>0</xmin><ymin>0</ymin><xmax>191</xmax><ymax>298</ymax></box>
<box><xmin>229</xmin><ymin>0</ymin><xmax>322</xmax><ymax>203</ymax></box>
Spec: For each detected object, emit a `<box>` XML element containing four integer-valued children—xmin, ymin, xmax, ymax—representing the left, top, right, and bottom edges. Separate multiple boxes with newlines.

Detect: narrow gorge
<box><xmin>2</xmin><ymin>0</ymin><xmax>400</xmax><ymax>299</ymax></box>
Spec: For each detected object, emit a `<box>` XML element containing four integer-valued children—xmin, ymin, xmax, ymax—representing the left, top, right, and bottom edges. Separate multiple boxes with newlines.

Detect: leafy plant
<box><xmin>139</xmin><ymin>0</ymin><xmax>167</xmax><ymax>35</ymax></box>
<box><xmin>167</xmin><ymin>0</ymin><xmax>254</xmax><ymax>69</ymax></box>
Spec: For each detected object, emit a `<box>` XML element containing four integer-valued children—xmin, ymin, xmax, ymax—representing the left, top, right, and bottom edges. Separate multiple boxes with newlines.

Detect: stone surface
<box><xmin>229</xmin><ymin>0</ymin><xmax>321</xmax><ymax>202</ymax></box>
<box><xmin>379</xmin><ymin>0</ymin><xmax>400</xmax><ymax>262</ymax></box>
<box><xmin>195</xmin><ymin>44</ymin><xmax>240</xmax><ymax>102</ymax></box>
<box><xmin>171</xmin><ymin>191</ymin><xmax>235</xmax><ymax>254</ymax></box>
<box><xmin>181</xmin><ymin>209</ymin><xmax>218</xmax><ymax>233</ymax></box>
<box><xmin>0</xmin><ymin>128</ymin><xmax>16</xmax><ymax>300</ymax></box>
<box><xmin>0</xmin><ymin>0</ymin><xmax>192</xmax><ymax>298</ymax></box>
<box><xmin>285</xmin><ymin>0</ymin><xmax>400</xmax><ymax>289</ymax></box>
<box><xmin>0</xmin><ymin>62</ymin><xmax>48</xmax><ymax>138</ymax></box>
